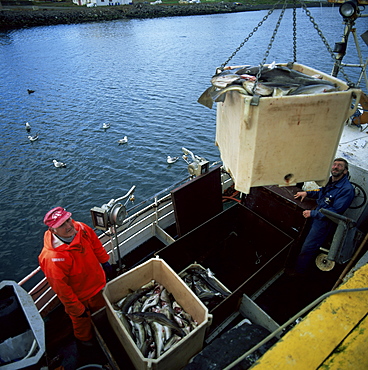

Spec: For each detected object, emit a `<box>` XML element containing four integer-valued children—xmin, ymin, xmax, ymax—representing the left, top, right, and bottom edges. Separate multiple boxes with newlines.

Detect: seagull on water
<box><xmin>25</xmin><ymin>122</ymin><xmax>31</xmax><ymax>132</ymax></box>
<box><xmin>102</xmin><ymin>123</ymin><xmax>110</xmax><ymax>129</ymax></box>
<box><xmin>167</xmin><ymin>156</ymin><xmax>179</xmax><ymax>164</ymax></box>
<box><xmin>27</xmin><ymin>89</ymin><xmax>35</xmax><ymax>94</ymax></box>
<box><xmin>53</xmin><ymin>159</ymin><xmax>66</xmax><ymax>168</ymax></box>
<box><xmin>28</xmin><ymin>134</ymin><xmax>39</xmax><ymax>142</ymax></box>
<box><xmin>118</xmin><ymin>136</ymin><xmax>128</xmax><ymax>145</ymax></box>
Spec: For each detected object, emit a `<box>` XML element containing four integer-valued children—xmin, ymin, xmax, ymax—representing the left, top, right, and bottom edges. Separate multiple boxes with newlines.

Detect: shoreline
<box><xmin>0</xmin><ymin>2</ymin><xmax>333</xmax><ymax>30</ymax></box>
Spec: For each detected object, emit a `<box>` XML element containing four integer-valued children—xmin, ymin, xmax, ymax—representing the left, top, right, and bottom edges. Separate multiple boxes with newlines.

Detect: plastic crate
<box><xmin>179</xmin><ymin>263</ymin><xmax>231</xmax><ymax>308</ymax></box>
<box><xmin>103</xmin><ymin>257</ymin><xmax>211</xmax><ymax>370</ymax></box>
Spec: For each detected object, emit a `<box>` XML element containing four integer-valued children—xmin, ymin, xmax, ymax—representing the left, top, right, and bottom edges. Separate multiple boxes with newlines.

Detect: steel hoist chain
<box><xmin>293</xmin><ymin>0</ymin><xmax>297</xmax><ymax>62</ymax></box>
<box><xmin>296</xmin><ymin>0</ymin><xmax>354</xmax><ymax>86</ymax></box>
<box><xmin>220</xmin><ymin>0</ymin><xmax>284</xmax><ymax>70</ymax></box>
<box><xmin>252</xmin><ymin>0</ymin><xmax>288</xmax><ymax>96</ymax></box>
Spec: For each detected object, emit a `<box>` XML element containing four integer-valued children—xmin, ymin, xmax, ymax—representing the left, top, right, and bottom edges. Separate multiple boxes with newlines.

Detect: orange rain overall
<box><xmin>39</xmin><ymin>220</ymin><xmax>110</xmax><ymax>341</ymax></box>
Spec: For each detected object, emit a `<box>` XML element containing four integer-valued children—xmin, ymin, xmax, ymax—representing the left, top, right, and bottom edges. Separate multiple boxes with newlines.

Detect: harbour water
<box><xmin>0</xmin><ymin>6</ymin><xmax>366</xmax><ymax>283</ymax></box>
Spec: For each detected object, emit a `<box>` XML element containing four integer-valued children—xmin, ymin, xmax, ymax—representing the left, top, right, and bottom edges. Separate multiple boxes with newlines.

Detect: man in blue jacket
<box><xmin>292</xmin><ymin>158</ymin><xmax>355</xmax><ymax>276</ymax></box>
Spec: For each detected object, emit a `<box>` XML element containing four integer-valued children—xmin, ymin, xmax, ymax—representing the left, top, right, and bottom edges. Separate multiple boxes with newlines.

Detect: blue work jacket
<box><xmin>306</xmin><ymin>175</ymin><xmax>355</xmax><ymax>221</ymax></box>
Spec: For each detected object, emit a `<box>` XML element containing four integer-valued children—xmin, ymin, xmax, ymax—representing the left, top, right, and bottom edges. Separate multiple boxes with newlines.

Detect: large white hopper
<box><xmin>215</xmin><ymin>63</ymin><xmax>361</xmax><ymax>193</ymax></box>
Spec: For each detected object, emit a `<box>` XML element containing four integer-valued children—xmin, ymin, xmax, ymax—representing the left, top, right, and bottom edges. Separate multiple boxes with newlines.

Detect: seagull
<box><xmin>102</xmin><ymin>123</ymin><xmax>110</xmax><ymax>129</ymax></box>
<box><xmin>27</xmin><ymin>89</ymin><xmax>35</xmax><ymax>94</ymax></box>
<box><xmin>28</xmin><ymin>134</ymin><xmax>39</xmax><ymax>142</ymax></box>
<box><xmin>118</xmin><ymin>136</ymin><xmax>128</xmax><ymax>145</ymax></box>
<box><xmin>53</xmin><ymin>159</ymin><xmax>66</xmax><ymax>168</ymax></box>
<box><xmin>167</xmin><ymin>156</ymin><xmax>179</xmax><ymax>164</ymax></box>
<box><xmin>25</xmin><ymin>122</ymin><xmax>31</xmax><ymax>132</ymax></box>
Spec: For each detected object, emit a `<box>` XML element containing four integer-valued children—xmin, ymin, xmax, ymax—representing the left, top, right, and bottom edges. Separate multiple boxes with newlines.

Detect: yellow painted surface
<box><xmin>319</xmin><ymin>315</ymin><xmax>368</xmax><ymax>369</ymax></box>
<box><xmin>251</xmin><ymin>264</ymin><xmax>368</xmax><ymax>369</ymax></box>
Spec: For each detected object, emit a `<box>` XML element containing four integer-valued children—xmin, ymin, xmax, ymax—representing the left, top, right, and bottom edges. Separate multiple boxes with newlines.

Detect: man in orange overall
<box><xmin>39</xmin><ymin>207</ymin><xmax>112</xmax><ymax>346</ymax></box>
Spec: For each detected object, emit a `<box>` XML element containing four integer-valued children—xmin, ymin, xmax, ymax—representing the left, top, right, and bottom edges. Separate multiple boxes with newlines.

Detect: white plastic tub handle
<box><xmin>347</xmin><ymin>89</ymin><xmax>362</xmax><ymax>118</ymax></box>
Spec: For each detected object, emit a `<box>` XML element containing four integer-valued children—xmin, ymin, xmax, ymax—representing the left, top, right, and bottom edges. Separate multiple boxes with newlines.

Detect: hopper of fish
<box><xmin>103</xmin><ymin>257</ymin><xmax>211</xmax><ymax>370</ymax></box>
<box><xmin>211</xmin><ymin>63</ymin><xmax>362</xmax><ymax>194</ymax></box>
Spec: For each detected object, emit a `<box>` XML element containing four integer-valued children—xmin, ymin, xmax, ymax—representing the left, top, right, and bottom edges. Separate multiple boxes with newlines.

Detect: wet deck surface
<box><xmin>40</xmin><ymin>305</ymin><xmax>109</xmax><ymax>370</ymax></box>
<box><xmin>184</xmin><ymin>321</ymin><xmax>278</xmax><ymax>370</ymax></box>
<box><xmin>255</xmin><ymin>263</ymin><xmax>346</xmax><ymax>325</ymax></box>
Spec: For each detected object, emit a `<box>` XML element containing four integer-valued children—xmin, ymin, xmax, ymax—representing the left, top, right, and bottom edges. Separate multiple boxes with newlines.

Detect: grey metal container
<box><xmin>0</xmin><ymin>280</ymin><xmax>45</xmax><ymax>369</ymax></box>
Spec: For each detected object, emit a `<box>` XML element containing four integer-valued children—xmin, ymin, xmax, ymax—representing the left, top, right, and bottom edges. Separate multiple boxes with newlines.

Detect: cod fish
<box><xmin>114</xmin><ymin>279</ymin><xmax>198</xmax><ymax>359</ymax></box>
<box><xmin>235</xmin><ymin>64</ymin><xmax>335</xmax><ymax>86</ymax></box>
<box><xmin>118</xmin><ymin>280</ymin><xmax>156</xmax><ymax>313</ymax></box>
<box><xmin>126</xmin><ymin>311</ymin><xmax>186</xmax><ymax>338</ymax></box>
<box><xmin>243</xmin><ymin>81</ymin><xmax>274</xmax><ymax>97</ymax></box>
<box><xmin>197</xmin><ymin>63</ymin><xmax>340</xmax><ymax>108</ymax></box>
<box><xmin>211</xmin><ymin>73</ymin><xmax>243</xmax><ymax>88</ymax></box>
<box><xmin>131</xmin><ymin>320</ymin><xmax>146</xmax><ymax>350</ymax></box>
<box><xmin>198</xmin><ymin>67</ymin><xmax>252</xmax><ymax>108</ymax></box>
<box><xmin>210</xmin><ymin>85</ymin><xmax>249</xmax><ymax>102</ymax></box>
<box><xmin>288</xmin><ymin>83</ymin><xmax>339</xmax><ymax>95</ymax></box>
<box><xmin>151</xmin><ymin>321</ymin><xmax>165</xmax><ymax>358</ymax></box>
<box><xmin>197</xmin><ymin>85</ymin><xmax>217</xmax><ymax>109</ymax></box>
<box><xmin>185</xmin><ymin>266</ymin><xmax>231</xmax><ymax>298</ymax></box>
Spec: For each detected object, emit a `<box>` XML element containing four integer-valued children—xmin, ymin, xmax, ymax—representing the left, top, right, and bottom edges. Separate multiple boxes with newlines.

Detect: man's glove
<box><xmin>78</xmin><ymin>308</ymin><xmax>89</xmax><ymax>318</ymax></box>
<box><xmin>101</xmin><ymin>262</ymin><xmax>113</xmax><ymax>280</ymax></box>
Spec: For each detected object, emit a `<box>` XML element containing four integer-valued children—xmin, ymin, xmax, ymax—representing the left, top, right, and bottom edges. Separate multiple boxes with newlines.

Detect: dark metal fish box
<box><xmin>156</xmin><ymin>203</ymin><xmax>294</xmax><ymax>331</ymax></box>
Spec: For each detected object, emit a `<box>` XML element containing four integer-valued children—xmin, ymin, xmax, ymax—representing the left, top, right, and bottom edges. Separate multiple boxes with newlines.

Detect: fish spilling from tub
<box><xmin>112</xmin><ymin>280</ymin><xmax>198</xmax><ymax>359</ymax></box>
<box><xmin>198</xmin><ymin>63</ymin><xmax>340</xmax><ymax>109</ymax></box>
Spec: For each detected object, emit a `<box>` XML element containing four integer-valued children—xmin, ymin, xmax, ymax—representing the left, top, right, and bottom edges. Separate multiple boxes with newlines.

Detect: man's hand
<box><xmin>101</xmin><ymin>262</ymin><xmax>113</xmax><ymax>281</ymax></box>
<box><xmin>78</xmin><ymin>308</ymin><xmax>89</xmax><ymax>318</ymax></box>
<box><xmin>302</xmin><ymin>210</ymin><xmax>311</xmax><ymax>218</ymax></box>
<box><xmin>294</xmin><ymin>191</ymin><xmax>307</xmax><ymax>202</ymax></box>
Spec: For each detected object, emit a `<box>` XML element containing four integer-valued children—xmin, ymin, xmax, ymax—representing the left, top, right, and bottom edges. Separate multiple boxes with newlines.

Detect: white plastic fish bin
<box><xmin>215</xmin><ymin>63</ymin><xmax>362</xmax><ymax>194</ymax></box>
<box><xmin>103</xmin><ymin>257</ymin><xmax>211</xmax><ymax>370</ymax></box>
<box><xmin>178</xmin><ymin>263</ymin><xmax>232</xmax><ymax>309</ymax></box>
<box><xmin>0</xmin><ymin>281</ymin><xmax>45</xmax><ymax>369</ymax></box>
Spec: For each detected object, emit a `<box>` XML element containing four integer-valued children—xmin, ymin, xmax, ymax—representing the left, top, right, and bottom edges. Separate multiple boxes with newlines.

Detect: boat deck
<box><xmin>38</xmin><ymin>252</ymin><xmax>348</xmax><ymax>370</ymax></box>
<box><xmin>23</xmin><ymin>168</ymin><xmax>367</xmax><ymax>369</ymax></box>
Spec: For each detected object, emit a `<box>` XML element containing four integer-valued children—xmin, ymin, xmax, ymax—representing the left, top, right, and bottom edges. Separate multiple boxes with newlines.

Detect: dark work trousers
<box><xmin>295</xmin><ymin>217</ymin><xmax>336</xmax><ymax>274</ymax></box>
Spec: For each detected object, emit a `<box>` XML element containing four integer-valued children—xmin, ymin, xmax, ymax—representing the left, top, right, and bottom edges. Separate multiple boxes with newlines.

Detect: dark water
<box><xmin>0</xmin><ymin>6</ymin><xmax>366</xmax><ymax>282</ymax></box>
